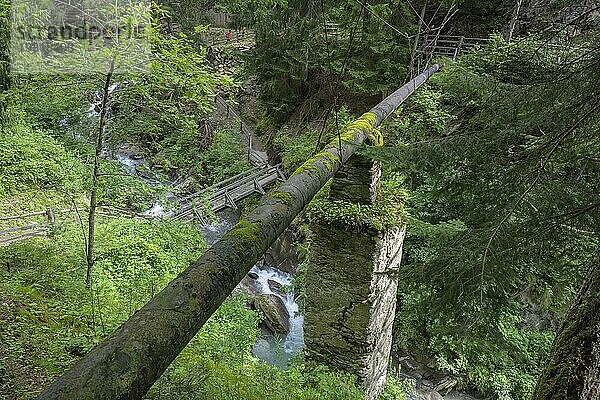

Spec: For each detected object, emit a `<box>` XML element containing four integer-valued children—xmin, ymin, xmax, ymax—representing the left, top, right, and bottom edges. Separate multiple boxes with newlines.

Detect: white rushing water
<box><xmin>142</xmin><ymin>203</ymin><xmax>166</xmax><ymax>217</ymax></box>
<box><xmin>250</xmin><ymin>266</ymin><xmax>304</xmax><ymax>356</ymax></box>
<box><xmin>115</xmin><ymin>153</ymin><xmax>144</xmax><ymax>173</ymax></box>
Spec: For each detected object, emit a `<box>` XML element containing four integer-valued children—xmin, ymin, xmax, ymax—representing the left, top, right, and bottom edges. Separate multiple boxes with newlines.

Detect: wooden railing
<box><xmin>0</xmin><ymin>206</ymin><xmax>150</xmax><ymax>245</ymax></box>
<box><xmin>214</xmin><ymin>94</ymin><xmax>268</xmax><ymax>167</ymax></box>
<box><xmin>168</xmin><ymin>163</ymin><xmax>285</xmax><ymax>223</ymax></box>
<box><xmin>419</xmin><ymin>34</ymin><xmax>491</xmax><ymax>60</ymax></box>
<box><xmin>0</xmin><ymin>223</ymin><xmax>49</xmax><ymax>245</ymax></box>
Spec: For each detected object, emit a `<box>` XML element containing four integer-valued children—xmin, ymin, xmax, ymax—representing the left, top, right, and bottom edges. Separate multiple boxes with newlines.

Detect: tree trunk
<box><xmin>505</xmin><ymin>0</ymin><xmax>523</xmax><ymax>42</ymax></box>
<box><xmin>86</xmin><ymin>62</ymin><xmax>114</xmax><ymax>289</ymax></box>
<box><xmin>533</xmin><ymin>248</ymin><xmax>600</xmax><ymax>399</ymax></box>
<box><xmin>0</xmin><ymin>0</ymin><xmax>11</xmax><ymax>126</ymax></box>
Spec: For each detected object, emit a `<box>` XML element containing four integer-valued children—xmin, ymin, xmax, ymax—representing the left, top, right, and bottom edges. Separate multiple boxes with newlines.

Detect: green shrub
<box><xmin>308</xmin><ymin>176</ymin><xmax>408</xmax><ymax>232</ymax></box>
<box><xmin>0</xmin><ymin>218</ymin><xmax>205</xmax><ymax>398</ymax></box>
<box><xmin>0</xmin><ymin>124</ymin><xmax>86</xmax><ymax>197</ymax></box>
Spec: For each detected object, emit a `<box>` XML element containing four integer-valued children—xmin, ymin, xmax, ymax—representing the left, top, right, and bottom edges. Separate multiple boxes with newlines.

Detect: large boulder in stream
<box><xmin>253</xmin><ymin>294</ymin><xmax>290</xmax><ymax>334</ymax></box>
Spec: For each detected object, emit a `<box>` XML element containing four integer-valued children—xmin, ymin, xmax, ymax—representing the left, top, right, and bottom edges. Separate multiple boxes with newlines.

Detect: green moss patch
<box><xmin>271</xmin><ymin>191</ymin><xmax>294</xmax><ymax>204</ymax></box>
<box><xmin>226</xmin><ymin>220</ymin><xmax>262</xmax><ymax>252</ymax></box>
<box><xmin>308</xmin><ymin>178</ymin><xmax>408</xmax><ymax>232</ymax></box>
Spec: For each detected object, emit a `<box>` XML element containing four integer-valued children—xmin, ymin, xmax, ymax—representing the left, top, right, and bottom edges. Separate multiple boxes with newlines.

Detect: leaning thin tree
<box><xmin>0</xmin><ymin>0</ymin><xmax>10</xmax><ymax>127</ymax></box>
<box><xmin>86</xmin><ymin>59</ymin><xmax>115</xmax><ymax>289</ymax></box>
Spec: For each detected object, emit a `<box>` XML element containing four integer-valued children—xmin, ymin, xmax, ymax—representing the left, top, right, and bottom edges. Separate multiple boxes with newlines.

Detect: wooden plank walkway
<box><xmin>168</xmin><ymin>163</ymin><xmax>285</xmax><ymax>222</ymax></box>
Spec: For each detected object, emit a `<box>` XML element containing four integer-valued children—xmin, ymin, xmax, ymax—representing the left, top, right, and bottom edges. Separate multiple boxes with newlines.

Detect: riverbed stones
<box><xmin>394</xmin><ymin>350</ymin><xmax>458</xmax><ymax>396</ymax></box>
<box><xmin>264</xmin><ymin>229</ymin><xmax>302</xmax><ymax>275</ymax></box>
<box><xmin>268</xmin><ymin>279</ymin><xmax>286</xmax><ymax>297</ymax></box>
<box><xmin>233</xmin><ymin>275</ymin><xmax>260</xmax><ymax>298</ymax></box>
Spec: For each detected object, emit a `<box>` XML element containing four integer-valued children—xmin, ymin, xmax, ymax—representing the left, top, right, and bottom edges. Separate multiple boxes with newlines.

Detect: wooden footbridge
<box><xmin>419</xmin><ymin>34</ymin><xmax>491</xmax><ymax>60</ymax></box>
<box><xmin>167</xmin><ymin>163</ymin><xmax>286</xmax><ymax>223</ymax></box>
<box><xmin>416</xmin><ymin>33</ymin><xmax>581</xmax><ymax>66</ymax></box>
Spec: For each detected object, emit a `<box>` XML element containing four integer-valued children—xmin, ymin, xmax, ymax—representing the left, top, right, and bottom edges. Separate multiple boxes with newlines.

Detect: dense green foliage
<box><xmin>253</xmin><ymin>13</ymin><xmax>599</xmax><ymax>396</ymax></box>
<box><xmin>0</xmin><ymin>126</ymin><xmax>86</xmax><ymax>198</ymax></box>
<box><xmin>308</xmin><ymin>177</ymin><xmax>408</xmax><ymax>232</ymax></box>
<box><xmin>372</xmin><ymin>35</ymin><xmax>600</xmax><ymax>398</ymax></box>
<box><xmin>248</xmin><ymin>0</ymin><xmax>417</xmax><ymax>123</ymax></box>
<box><xmin>12</xmin><ymin>11</ymin><xmax>239</xmax><ymax>188</ymax></box>
<box><xmin>160</xmin><ymin>0</ymin><xmax>215</xmax><ymax>36</ymax></box>
<box><xmin>154</xmin><ymin>127</ymin><xmax>250</xmax><ymax>185</ymax></box>
<box><xmin>214</xmin><ymin>0</ymin><xmax>285</xmax><ymax>29</ymax></box>
<box><xmin>0</xmin><ymin>114</ymin><xmax>409</xmax><ymax>400</ymax></box>
<box><xmin>0</xmin><ymin>3</ymin><xmax>414</xmax><ymax>398</ymax></box>
<box><xmin>0</xmin><ymin>218</ymin><xmax>409</xmax><ymax>399</ymax></box>
<box><xmin>0</xmin><ymin>218</ymin><xmax>205</xmax><ymax>397</ymax></box>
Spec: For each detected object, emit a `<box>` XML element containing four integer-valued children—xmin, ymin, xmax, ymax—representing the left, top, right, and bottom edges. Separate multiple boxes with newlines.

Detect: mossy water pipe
<box><xmin>37</xmin><ymin>64</ymin><xmax>442</xmax><ymax>400</ymax></box>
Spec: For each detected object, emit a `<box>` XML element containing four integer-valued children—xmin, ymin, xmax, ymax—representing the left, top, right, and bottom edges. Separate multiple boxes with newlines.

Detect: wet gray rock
<box><xmin>413</xmin><ymin>388</ymin><xmax>443</xmax><ymax>400</ymax></box>
<box><xmin>233</xmin><ymin>275</ymin><xmax>260</xmax><ymax>297</ymax></box>
<box><xmin>253</xmin><ymin>294</ymin><xmax>290</xmax><ymax>334</ymax></box>
<box><xmin>392</xmin><ymin>350</ymin><xmax>459</xmax><ymax>398</ymax></box>
<box><xmin>434</xmin><ymin>375</ymin><xmax>458</xmax><ymax>396</ymax></box>
<box><xmin>421</xmin><ymin>379</ymin><xmax>434</xmax><ymax>388</ymax></box>
<box><xmin>443</xmin><ymin>391</ymin><xmax>480</xmax><ymax>400</ymax></box>
<box><xmin>264</xmin><ymin>230</ymin><xmax>302</xmax><ymax>275</ymax></box>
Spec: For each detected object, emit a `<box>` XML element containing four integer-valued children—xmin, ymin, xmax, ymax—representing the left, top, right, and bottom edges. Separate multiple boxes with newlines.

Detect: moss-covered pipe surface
<box><xmin>37</xmin><ymin>64</ymin><xmax>442</xmax><ymax>400</ymax></box>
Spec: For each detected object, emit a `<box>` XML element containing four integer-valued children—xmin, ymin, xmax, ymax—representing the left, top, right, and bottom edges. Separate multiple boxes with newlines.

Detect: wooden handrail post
<box><xmin>46</xmin><ymin>208</ymin><xmax>56</xmax><ymax>224</ymax></box>
<box><xmin>455</xmin><ymin>36</ymin><xmax>464</xmax><ymax>59</ymax></box>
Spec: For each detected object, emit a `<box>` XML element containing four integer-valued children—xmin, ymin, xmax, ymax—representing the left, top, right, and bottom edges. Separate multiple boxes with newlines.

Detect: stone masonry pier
<box><xmin>305</xmin><ymin>154</ymin><xmax>406</xmax><ymax>400</ymax></box>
